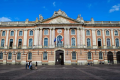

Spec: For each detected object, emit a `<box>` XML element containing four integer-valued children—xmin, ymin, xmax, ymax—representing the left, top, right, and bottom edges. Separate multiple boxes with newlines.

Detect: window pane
<box><xmin>115</xmin><ymin>30</ymin><xmax>118</xmax><ymax>35</ymax></box>
<box><xmin>107</xmin><ymin>39</ymin><xmax>110</xmax><ymax>47</ymax></box>
<box><xmin>43</xmin><ymin>52</ymin><xmax>47</xmax><ymax>60</ymax></box>
<box><xmin>44</xmin><ymin>30</ymin><xmax>48</xmax><ymax>35</ymax></box>
<box><xmin>1</xmin><ymin>39</ymin><xmax>5</xmax><ymax>47</ymax></box>
<box><xmin>87</xmin><ymin>39</ymin><xmax>90</xmax><ymax>47</ymax></box>
<box><xmin>8</xmin><ymin>53</ymin><xmax>12</xmax><ymax>59</ymax></box>
<box><xmin>2</xmin><ymin>31</ymin><xmax>5</xmax><ymax>36</ymax></box>
<box><xmin>28</xmin><ymin>53</ymin><xmax>32</xmax><ymax>60</ymax></box>
<box><xmin>19</xmin><ymin>31</ymin><xmax>22</xmax><ymax>36</ymax></box>
<box><xmin>115</xmin><ymin>38</ymin><xmax>119</xmax><ymax>47</ymax></box>
<box><xmin>99</xmin><ymin>52</ymin><xmax>102</xmax><ymax>59</ymax></box>
<box><xmin>106</xmin><ymin>30</ymin><xmax>109</xmax><ymax>35</ymax></box>
<box><xmin>30</xmin><ymin>30</ymin><xmax>33</xmax><ymax>36</ymax></box>
<box><xmin>86</xmin><ymin>30</ymin><xmax>90</xmax><ymax>35</ymax></box>
<box><xmin>29</xmin><ymin>39</ymin><xmax>33</xmax><ymax>47</ymax></box>
<box><xmin>17</xmin><ymin>53</ymin><xmax>21</xmax><ymax>60</ymax></box>
<box><xmin>72</xmin><ymin>38</ymin><xmax>75</xmax><ymax>46</ymax></box>
<box><xmin>97</xmin><ymin>30</ymin><xmax>100</xmax><ymax>35</ymax></box>
<box><xmin>71</xmin><ymin>29</ymin><xmax>75</xmax><ymax>35</ymax></box>
<box><xmin>0</xmin><ymin>53</ymin><xmax>3</xmax><ymax>59</ymax></box>
<box><xmin>44</xmin><ymin>38</ymin><xmax>48</xmax><ymax>46</ymax></box>
<box><xmin>88</xmin><ymin>52</ymin><xmax>91</xmax><ymax>59</ymax></box>
<box><xmin>72</xmin><ymin>52</ymin><xmax>76</xmax><ymax>60</ymax></box>
<box><xmin>11</xmin><ymin>31</ymin><xmax>14</xmax><ymax>36</ymax></box>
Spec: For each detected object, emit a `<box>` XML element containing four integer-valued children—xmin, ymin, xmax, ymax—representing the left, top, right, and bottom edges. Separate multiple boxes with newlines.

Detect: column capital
<box><xmin>40</xmin><ymin>27</ymin><xmax>43</xmax><ymax>30</ymax></box>
<box><xmin>66</xmin><ymin>27</ymin><xmax>70</xmax><ymax>30</ymax></box>
<box><xmin>24</xmin><ymin>29</ymin><xmax>28</xmax><ymax>31</ymax></box>
<box><xmin>49</xmin><ymin>28</ymin><xmax>52</xmax><ymax>30</ymax></box>
<box><xmin>92</xmin><ymin>29</ymin><xmax>96</xmax><ymax>31</ymax></box>
<box><xmin>53</xmin><ymin>27</ymin><xmax>55</xmax><ymax>30</ymax></box>
<box><xmin>77</xmin><ymin>27</ymin><xmax>80</xmax><ymax>30</ymax></box>
<box><xmin>64</xmin><ymin>27</ymin><xmax>66</xmax><ymax>30</ymax></box>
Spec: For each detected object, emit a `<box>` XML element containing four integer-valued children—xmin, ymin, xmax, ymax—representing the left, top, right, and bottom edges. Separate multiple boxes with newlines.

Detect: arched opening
<box><xmin>116</xmin><ymin>51</ymin><xmax>120</xmax><ymax>63</ymax></box>
<box><xmin>57</xmin><ymin>35</ymin><xmax>62</xmax><ymax>47</ymax></box>
<box><xmin>55</xmin><ymin>50</ymin><xmax>64</xmax><ymax>65</ymax></box>
<box><xmin>107</xmin><ymin>51</ymin><xmax>113</xmax><ymax>63</ymax></box>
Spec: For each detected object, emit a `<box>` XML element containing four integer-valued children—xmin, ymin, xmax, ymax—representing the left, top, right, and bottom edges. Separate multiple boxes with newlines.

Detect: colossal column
<box><xmin>111</xmin><ymin>29</ymin><xmax>115</xmax><ymax>48</ymax></box>
<box><xmin>13</xmin><ymin>29</ymin><xmax>18</xmax><ymax>49</ymax></box>
<box><xmin>34</xmin><ymin>28</ymin><xmax>38</xmax><ymax>47</ymax></box>
<box><xmin>64</xmin><ymin>28</ymin><xmax>66</xmax><ymax>47</ymax></box>
<box><xmin>5</xmin><ymin>30</ymin><xmax>9</xmax><ymax>49</ymax></box>
<box><xmin>67</xmin><ymin>28</ymin><xmax>70</xmax><ymax>47</ymax></box>
<box><xmin>50</xmin><ymin>28</ymin><xmax>52</xmax><ymax>47</ymax></box>
<box><xmin>39</xmin><ymin>28</ymin><xmax>43</xmax><ymax>48</ymax></box>
<box><xmin>53</xmin><ymin>28</ymin><xmax>55</xmax><ymax>47</ymax></box>
<box><xmin>102</xmin><ymin>29</ymin><xmax>106</xmax><ymax>48</ymax></box>
<box><xmin>23</xmin><ymin>29</ymin><xmax>27</xmax><ymax>49</ymax></box>
<box><xmin>82</xmin><ymin>28</ymin><xmax>85</xmax><ymax>48</ymax></box>
<box><xmin>77</xmin><ymin>27</ymin><xmax>80</xmax><ymax>47</ymax></box>
<box><xmin>92</xmin><ymin>29</ymin><xmax>97</xmax><ymax>49</ymax></box>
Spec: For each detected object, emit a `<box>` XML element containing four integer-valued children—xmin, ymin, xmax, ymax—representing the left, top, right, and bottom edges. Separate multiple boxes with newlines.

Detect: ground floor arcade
<box><xmin>0</xmin><ymin>48</ymin><xmax>120</xmax><ymax>65</ymax></box>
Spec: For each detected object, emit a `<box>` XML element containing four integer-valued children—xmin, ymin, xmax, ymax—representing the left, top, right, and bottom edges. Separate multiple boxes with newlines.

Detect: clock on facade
<box><xmin>57</xmin><ymin>29</ymin><xmax>62</xmax><ymax>33</ymax></box>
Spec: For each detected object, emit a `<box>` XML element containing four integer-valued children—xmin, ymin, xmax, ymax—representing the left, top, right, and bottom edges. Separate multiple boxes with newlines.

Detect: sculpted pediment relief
<box><xmin>49</xmin><ymin>17</ymin><xmax>70</xmax><ymax>23</ymax></box>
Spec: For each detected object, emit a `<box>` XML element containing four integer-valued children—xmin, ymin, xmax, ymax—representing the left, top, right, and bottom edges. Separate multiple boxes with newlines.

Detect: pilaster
<box><xmin>23</xmin><ymin>29</ymin><xmax>28</xmax><ymax>49</ymax></box>
<box><xmin>13</xmin><ymin>30</ymin><xmax>18</xmax><ymax>49</ymax></box>
<box><xmin>5</xmin><ymin>30</ymin><xmax>9</xmax><ymax>49</ymax></box>
<box><xmin>77</xmin><ymin>27</ymin><xmax>80</xmax><ymax>48</ymax></box>
<box><xmin>92</xmin><ymin>29</ymin><xmax>97</xmax><ymax>49</ymax></box>
<box><xmin>39</xmin><ymin>28</ymin><xmax>42</xmax><ymax>48</ymax></box>
<box><xmin>102</xmin><ymin>29</ymin><xmax>106</xmax><ymax>49</ymax></box>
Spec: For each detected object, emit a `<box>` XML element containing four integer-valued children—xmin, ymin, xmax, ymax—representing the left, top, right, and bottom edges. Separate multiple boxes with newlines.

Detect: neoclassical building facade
<box><xmin>0</xmin><ymin>9</ymin><xmax>120</xmax><ymax>65</ymax></box>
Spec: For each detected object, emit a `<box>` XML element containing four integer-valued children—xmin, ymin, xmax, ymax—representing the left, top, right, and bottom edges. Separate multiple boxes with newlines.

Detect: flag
<box><xmin>61</xmin><ymin>38</ymin><xmax>64</xmax><ymax>41</ymax></box>
<box><xmin>54</xmin><ymin>38</ymin><xmax>56</xmax><ymax>42</ymax></box>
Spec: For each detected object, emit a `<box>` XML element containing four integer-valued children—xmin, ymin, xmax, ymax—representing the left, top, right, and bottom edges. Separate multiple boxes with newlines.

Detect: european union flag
<box><xmin>54</xmin><ymin>38</ymin><xmax>56</xmax><ymax>42</ymax></box>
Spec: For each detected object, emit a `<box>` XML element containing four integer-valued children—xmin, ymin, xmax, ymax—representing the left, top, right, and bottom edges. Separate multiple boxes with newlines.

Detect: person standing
<box><xmin>35</xmin><ymin>61</ymin><xmax>37</xmax><ymax>70</ymax></box>
<box><xmin>30</xmin><ymin>61</ymin><xmax>32</xmax><ymax>70</ymax></box>
<box><xmin>29</xmin><ymin>61</ymin><xmax>31</xmax><ymax>69</ymax></box>
<box><xmin>26</xmin><ymin>61</ymin><xmax>28</xmax><ymax>69</ymax></box>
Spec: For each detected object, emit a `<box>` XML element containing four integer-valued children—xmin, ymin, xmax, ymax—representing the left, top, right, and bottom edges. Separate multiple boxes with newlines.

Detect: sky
<box><xmin>0</xmin><ymin>0</ymin><xmax>120</xmax><ymax>22</ymax></box>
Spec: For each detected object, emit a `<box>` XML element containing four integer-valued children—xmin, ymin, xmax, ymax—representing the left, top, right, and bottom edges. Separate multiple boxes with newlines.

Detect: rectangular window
<box><xmin>72</xmin><ymin>52</ymin><xmax>76</xmax><ymax>60</ymax></box>
<box><xmin>19</xmin><ymin>31</ymin><xmax>22</xmax><ymax>36</ymax></box>
<box><xmin>1</xmin><ymin>39</ymin><xmax>5</xmax><ymax>47</ymax></box>
<box><xmin>0</xmin><ymin>53</ymin><xmax>3</xmax><ymax>59</ymax></box>
<box><xmin>9</xmin><ymin>39</ymin><xmax>13</xmax><ymax>48</ymax></box>
<box><xmin>11</xmin><ymin>31</ymin><xmax>14</xmax><ymax>36</ymax></box>
<box><xmin>43</xmin><ymin>52</ymin><xmax>47</xmax><ymax>60</ymax></box>
<box><xmin>2</xmin><ymin>31</ymin><xmax>5</xmax><ymax>36</ymax></box>
<box><xmin>44</xmin><ymin>30</ymin><xmax>48</xmax><ymax>35</ymax></box>
<box><xmin>8</xmin><ymin>53</ymin><xmax>12</xmax><ymax>59</ymax></box>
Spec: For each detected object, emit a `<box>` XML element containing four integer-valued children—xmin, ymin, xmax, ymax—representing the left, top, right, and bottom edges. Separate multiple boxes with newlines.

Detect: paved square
<box><xmin>0</xmin><ymin>64</ymin><xmax>120</xmax><ymax>80</ymax></box>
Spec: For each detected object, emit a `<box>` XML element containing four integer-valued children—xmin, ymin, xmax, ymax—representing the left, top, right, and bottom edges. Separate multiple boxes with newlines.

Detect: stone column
<box><xmin>23</xmin><ymin>29</ymin><xmax>27</xmax><ymax>49</ymax></box>
<box><xmin>5</xmin><ymin>30</ymin><xmax>9</xmax><ymax>49</ymax></box>
<box><xmin>82</xmin><ymin>28</ymin><xmax>86</xmax><ymax>48</ymax></box>
<box><xmin>39</xmin><ymin>28</ymin><xmax>42</xmax><ymax>48</ymax></box>
<box><xmin>67</xmin><ymin>28</ymin><xmax>70</xmax><ymax>48</ymax></box>
<box><xmin>92</xmin><ymin>29</ymin><xmax>97</xmax><ymax>49</ymax></box>
<box><xmin>34</xmin><ymin>29</ymin><xmax>38</xmax><ymax>48</ymax></box>
<box><xmin>64</xmin><ymin>28</ymin><xmax>66</xmax><ymax>47</ymax></box>
<box><xmin>77</xmin><ymin>27</ymin><xmax>80</xmax><ymax>48</ymax></box>
<box><xmin>13</xmin><ymin>30</ymin><xmax>17</xmax><ymax>49</ymax></box>
<box><xmin>102</xmin><ymin>29</ymin><xmax>106</xmax><ymax>48</ymax></box>
<box><xmin>111</xmin><ymin>29</ymin><xmax>115</xmax><ymax>48</ymax></box>
<box><xmin>52</xmin><ymin>28</ymin><xmax>55</xmax><ymax>47</ymax></box>
<box><xmin>49</xmin><ymin>28</ymin><xmax>52</xmax><ymax>48</ymax></box>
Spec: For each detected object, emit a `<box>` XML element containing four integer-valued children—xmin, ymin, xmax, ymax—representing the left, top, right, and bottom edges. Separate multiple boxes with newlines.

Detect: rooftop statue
<box><xmin>39</xmin><ymin>14</ymin><xmax>43</xmax><ymax>21</ymax></box>
<box><xmin>52</xmin><ymin>9</ymin><xmax>68</xmax><ymax>17</ymax></box>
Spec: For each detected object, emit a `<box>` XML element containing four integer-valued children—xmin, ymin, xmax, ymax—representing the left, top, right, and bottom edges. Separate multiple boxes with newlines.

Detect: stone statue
<box><xmin>77</xmin><ymin>14</ymin><xmax>81</xmax><ymax>21</ymax></box>
<box><xmin>39</xmin><ymin>14</ymin><xmax>43</xmax><ymax>21</ymax></box>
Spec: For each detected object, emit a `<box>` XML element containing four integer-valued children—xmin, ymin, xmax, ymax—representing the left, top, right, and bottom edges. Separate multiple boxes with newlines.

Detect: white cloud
<box><xmin>109</xmin><ymin>4</ymin><xmax>120</xmax><ymax>13</ymax></box>
<box><xmin>0</xmin><ymin>17</ymin><xmax>12</xmax><ymax>22</ymax></box>
<box><xmin>53</xmin><ymin>2</ymin><xmax>56</xmax><ymax>6</ymax></box>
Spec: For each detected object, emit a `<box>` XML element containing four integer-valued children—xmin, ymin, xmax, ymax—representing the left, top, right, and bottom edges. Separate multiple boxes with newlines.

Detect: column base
<box><xmin>77</xmin><ymin>60</ymin><xmax>87</xmax><ymax>65</ymax></box>
<box><xmin>93</xmin><ymin>60</ymin><xmax>98</xmax><ymax>64</ymax></box>
<box><xmin>114</xmin><ymin>60</ymin><xmax>117</xmax><ymax>64</ymax></box>
<box><xmin>93</xmin><ymin>46</ymin><xmax>97</xmax><ymax>49</ymax></box>
<box><xmin>104</xmin><ymin>60</ymin><xmax>108</xmax><ymax>64</ymax></box>
<box><xmin>13</xmin><ymin>45</ymin><xmax>16</xmax><ymax>49</ymax></box>
<box><xmin>64</xmin><ymin>61</ymin><xmax>71</xmax><ymax>65</ymax></box>
<box><xmin>113</xmin><ymin>46</ymin><xmax>116</xmax><ymax>49</ymax></box>
<box><xmin>48</xmin><ymin>61</ymin><xmax>55</xmax><ymax>65</ymax></box>
<box><xmin>12</xmin><ymin>60</ymin><xmax>15</xmax><ymax>64</ymax></box>
<box><xmin>22</xmin><ymin>45</ymin><xmax>27</xmax><ymax>49</ymax></box>
<box><xmin>38</xmin><ymin>45</ymin><xmax>42</xmax><ymax>48</ymax></box>
<box><xmin>4</xmin><ymin>46</ymin><xmax>8</xmax><ymax>49</ymax></box>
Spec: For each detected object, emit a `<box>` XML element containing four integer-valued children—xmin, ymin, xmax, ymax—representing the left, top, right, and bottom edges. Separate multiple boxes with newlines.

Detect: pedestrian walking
<box><xmin>30</xmin><ymin>61</ymin><xmax>32</xmax><ymax>70</ymax></box>
<box><xmin>26</xmin><ymin>61</ymin><xmax>28</xmax><ymax>69</ymax></box>
<box><xmin>35</xmin><ymin>61</ymin><xmax>37</xmax><ymax>70</ymax></box>
<box><xmin>29</xmin><ymin>61</ymin><xmax>31</xmax><ymax>69</ymax></box>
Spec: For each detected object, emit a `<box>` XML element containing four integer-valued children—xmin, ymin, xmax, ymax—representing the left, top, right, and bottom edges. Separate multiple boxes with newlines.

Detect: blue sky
<box><xmin>0</xmin><ymin>0</ymin><xmax>120</xmax><ymax>22</ymax></box>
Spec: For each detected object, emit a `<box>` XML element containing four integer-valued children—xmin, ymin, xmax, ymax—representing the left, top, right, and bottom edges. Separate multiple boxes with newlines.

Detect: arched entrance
<box><xmin>116</xmin><ymin>51</ymin><xmax>120</xmax><ymax>63</ymax></box>
<box><xmin>107</xmin><ymin>51</ymin><xmax>113</xmax><ymax>63</ymax></box>
<box><xmin>55</xmin><ymin>50</ymin><xmax>64</xmax><ymax>65</ymax></box>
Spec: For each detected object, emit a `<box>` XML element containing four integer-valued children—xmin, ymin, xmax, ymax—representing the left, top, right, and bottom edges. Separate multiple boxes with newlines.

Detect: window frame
<box><xmin>86</xmin><ymin>30</ymin><xmax>90</xmax><ymax>36</ymax></box>
<box><xmin>107</xmin><ymin>38</ymin><xmax>111</xmax><ymax>47</ymax></box>
<box><xmin>71</xmin><ymin>29</ymin><xmax>75</xmax><ymax>35</ymax></box>
<box><xmin>44</xmin><ymin>38</ymin><xmax>48</xmax><ymax>47</ymax></box>
<box><xmin>43</xmin><ymin>52</ymin><xmax>47</xmax><ymax>60</ymax></box>
<box><xmin>106</xmin><ymin>30</ymin><xmax>110</xmax><ymax>36</ymax></box>
<box><xmin>8</xmin><ymin>52</ymin><xmax>12</xmax><ymax>60</ymax></box>
<box><xmin>44</xmin><ymin>29</ymin><xmax>48</xmax><ymax>35</ymax></box>
<box><xmin>71</xmin><ymin>37</ymin><xmax>76</xmax><ymax>47</ymax></box>
<box><xmin>10</xmin><ymin>31</ymin><xmax>14</xmax><ymax>36</ymax></box>
<box><xmin>99</xmin><ymin>52</ymin><xmax>103</xmax><ymax>60</ymax></box>
<box><xmin>29</xmin><ymin>30</ymin><xmax>33</xmax><ymax>36</ymax></box>
<box><xmin>29</xmin><ymin>38</ymin><xmax>33</xmax><ymax>47</ymax></box>
<box><xmin>19</xmin><ymin>31</ymin><xmax>23</xmax><ymax>36</ymax></box>
<box><xmin>17</xmin><ymin>52</ymin><xmax>21</xmax><ymax>60</ymax></box>
<box><xmin>28</xmin><ymin>52</ymin><xmax>32</xmax><ymax>60</ymax></box>
<box><xmin>72</xmin><ymin>52</ymin><xmax>76</xmax><ymax>60</ymax></box>
<box><xmin>1</xmin><ymin>39</ymin><xmax>5</xmax><ymax>47</ymax></box>
<box><xmin>115</xmin><ymin>38</ymin><xmax>119</xmax><ymax>47</ymax></box>
<box><xmin>87</xmin><ymin>38</ymin><xmax>91</xmax><ymax>47</ymax></box>
<box><xmin>2</xmin><ymin>31</ymin><xmax>5</xmax><ymax>36</ymax></box>
<box><xmin>114</xmin><ymin>30</ymin><xmax>118</xmax><ymax>36</ymax></box>
<box><xmin>97</xmin><ymin>30</ymin><xmax>101</xmax><ymax>36</ymax></box>
<box><xmin>88</xmin><ymin>52</ymin><xmax>92</xmax><ymax>60</ymax></box>
<box><xmin>0</xmin><ymin>52</ymin><xmax>3</xmax><ymax>60</ymax></box>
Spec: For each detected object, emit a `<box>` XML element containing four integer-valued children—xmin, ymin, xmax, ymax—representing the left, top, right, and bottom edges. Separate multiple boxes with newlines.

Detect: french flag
<box><xmin>61</xmin><ymin>38</ymin><xmax>64</xmax><ymax>41</ymax></box>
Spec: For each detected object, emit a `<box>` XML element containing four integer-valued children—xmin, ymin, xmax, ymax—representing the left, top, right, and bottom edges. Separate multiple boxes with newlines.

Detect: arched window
<box><xmin>72</xmin><ymin>52</ymin><xmax>76</xmax><ymax>60</ymax></box>
<box><xmin>114</xmin><ymin>30</ymin><xmax>118</xmax><ymax>36</ymax></box>
<box><xmin>28</xmin><ymin>52</ymin><xmax>32</xmax><ymax>60</ymax></box>
<box><xmin>107</xmin><ymin>38</ymin><xmax>110</xmax><ymax>47</ymax></box>
<box><xmin>106</xmin><ymin>30</ymin><xmax>109</xmax><ymax>36</ymax></box>
<box><xmin>0</xmin><ymin>52</ymin><xmax>3</xmax><ymax>59</ymax></box>
<box><xmin>19</xmin><ymin>31</ymin><xmax>22</xmax><ymax>36</ymax></box>
<box><xmin>97</xmin><ymin>30</ymin><xmax>101</xmax><ymax>36</ymax></box>
<box><xmin>71</xmin><ymin>38</ymin><xmax>75</xmax><ymax>46</ymax></box>
<box><xmin>71</xmin><ymin>29</ymin><xmax>75</xmax><ymax>35</ymax></box>
<box><xmin>18</xmin><ymin>39</ymin><xmax>22</xmax><ymax>48</ymax></box>
<box><xmin>44</xmin><ymin>38</ymin><xmax>48</xmax><ymax>46</ymax></box>
<box><xmin>9</xmin><ymin>39</ymin><xmax>13</xmax><ymax>48</ymax></box>
<box><xmin>29</xmin><ymin>39</ymin><xmax>33</xmax><ymax>47</ymax></box>
<box><xmin>57</xmin><ymin>35</ymin><xmax>62</xmax><ymax>46</ymax></box>
<box><xmin>11</xmin><ymin>31</ymin><xmax>14</xmax><ymax>36</ymax></box>
<box><xmin>1</xmin><ymin>39</ymin><xmax>5</xmax><ymax>47</ymax></box>
<box><xmin>17</xmin><ymin>52</ymin><xmax>21</xmax><ymax>60</ymax></box>
<box><xmin>2</xmin><ymin>31</ymin><xmax>5</xmax><ymax>36</ymax></box>
<box><xmin>87</xmin><ymin>38</ymin><xmax>91</xmax><ymax>47</ymax></box>
<box><xmin>86</xmin><ymin>30</ymin><xmax>90</xmax><ymax>35</ymax></box>
<box><xmin>88</xmin><ymin>52</ymin><xmax>91</xmax><ymax>59</ymax></box>
<box><xmin>43</xmin><ymin>52</ymin><xmax>47</xmax><ymax>60</ymax></box>
<box><xmin>8</xmin><ymin>52</ymin><xmax>12</xmax><ymax>60</ymax></box>
<box><xmin>44</xmin><ymin>29</ymin><xmax>48</xmax><ymax>35</ymax></box>
<box><xmin>30</xmin><ymin>30</ymin><xmax>33</xmax><ymax>36</ymax></box>
<box><xmin>115</xmin><ymin>38</ymin><xmax>119</xmax><ymax>47</ymax></box>
<box><xmin>98</xmin><ymin>38</ymin><xmax>101</xmax><ymax>47</ymax></box>
<box><xmin>99</xmin><ymin>52</ymin><xmax>103</xmax><ymax>59</ymax></box>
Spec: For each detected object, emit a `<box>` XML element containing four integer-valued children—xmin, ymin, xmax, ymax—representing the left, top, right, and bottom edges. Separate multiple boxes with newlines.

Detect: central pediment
<box><xmin>49</xmin><ymin>17</ymin><xmax>70</xmax><ymax>23</ymax></box>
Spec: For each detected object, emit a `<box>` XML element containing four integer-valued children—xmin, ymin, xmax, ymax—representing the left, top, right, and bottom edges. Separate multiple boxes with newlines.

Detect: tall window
<box><xmin>115</xmin><ymin>38</ymin><xmax>119</xmax><ymax>47</ymax></box>
<box><xmin>97</xmin><ymin>30</ymin><xmax>101</xmax><ymax>36</ymax></box>
<box><xmin>44</xmin><ymin>38</ymin><xmax>48</xmax><ymax>46</ymax></box>
<box><xmin>18</xmin><ymin>39</ymin><xmax>22</xmax><ymax>48</ymax></box>
<box><xmin>8</xmin><ymin>52</ymin><xmax>12</xmax><ymax>59</ymax></box>
<box><xmin>87</xmin><ymin>38</ymin><xmax>91</xmax><ymax>47</ymax></box>
<box><xmin>57</xmin><ymin>35</ymin><xmax>62</xmax><ymax>46</ymax></box>
<box><xmin>44</xmin><ymin>29</ymin><xmax>48</xmax><ymax>35</ymax></box>
<box><xmin>0</xmin><ymin>52</ymin><xmax>3</xmax><ymax>59</ymax></box>
<box><xmin>43</xmin><ymin>52</ymin><xmax>47</xmax><ymax>60</ymax></box>
<box><xmin>98</xmin><ymin>38</ymin><xmax>101</xmax><ymax>47</ymax></box>
<box><xmin>9</xmin><ymin>39</ymin><xmax>13</xmax><ymax>48</ymax></box>
<box><xmin>28</xmin><ymin>52</ymin><xmax>32</xmax><ymax>60</ymax></box>
<box><xmin>86</xmin><ymin>30</ymin><xmax>90</xmax><ymax>35</ymax></box>
<box><xmin>99</xmin><ymin>52</ymin><xmax>103</xmax><ymax>59</ymax></box>
<box><xmin>19</xmin><ymin>31</ymin><xmax>22</xmax><ymax>36</ymax></box>
<box><xmin>114</xmin><ymin>30</ymin><xmax>118</xmax><ymax>36</ymax></box>
<box><xmin>1</xmin><ymin>39</ymin><xmax>5</xmax><ymax>47</ymax></box>
<box><xmin>17</xmin><ymin>52</ymin><xmax>21</xmax><ymax>60</ymax></box>
<box><xmin>71</xmin><ymin>38</ymin><xmax>75</xmax><ymax>46</ymax></box>
<box><xmin>11</xmin><ymin>31</ymin><xmax>14</xmax><ymax>36</ymax></box>
<box><xmin>71</xmin><ymin>29</ymin><xmax>75</xmax><ymax>35</ymax></box>
<box><xmin>2</xmin><ymin>31</ymin><xmax>5</xmax><ymax>36</ymax></box>
<box><xmin>106</xmin><ymin>30</ymin><xmax>109</xmax><ymax>36</ymax></box>
<box><xmin>107</xmin><ymin>38</ymin><xmax>110</xmax><ymax>47</ymax></box>
<box><xmin>30</xmin><ymin>30</ymin><xmax>33</xmax><ymax>36</ymax></box>
<box><xmin>72</xmin><ymin>52</ymin><xmax>76</xmax><ymax>60</ymax></box>
<box><xmin>29</xmin><ymin>39</ymin><xmax>33</xmax><ymax>47</ymax></box>
<box><xmin>88</xmin><ymin>52</ymin><xmax>91</xmax><ymax>59</ymax></box>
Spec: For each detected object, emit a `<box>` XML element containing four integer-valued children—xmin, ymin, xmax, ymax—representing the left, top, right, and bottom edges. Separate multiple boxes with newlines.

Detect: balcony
<box><xmin>87</xmin><ymin>46</ymin><xmax>93</xmax><ymax>49</ymax></box>
<box><xmin>98</xmin><ymin>46</ymin><xmax>104</xmax><ymax>49</ymax></box>
<box><xmin>107</xmin><ymin>46</ymin><xmax>113</xmax><ymax>49</ymax></box>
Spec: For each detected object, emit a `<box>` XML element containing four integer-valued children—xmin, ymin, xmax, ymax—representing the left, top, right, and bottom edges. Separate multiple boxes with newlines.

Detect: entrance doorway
<box><xmin>107</xmin><ymin>51</ymin><xmax>113</xmax><ymax>63</ymax></box>
<box><xmin>116</xmin><ymin>51</ymin><xmax>120</xmax><ymax>63</ymax></box>
<box><xmin>55</xmin><ymin>50</ymin><xmax>64</xmax><ymax>65</ymax></box>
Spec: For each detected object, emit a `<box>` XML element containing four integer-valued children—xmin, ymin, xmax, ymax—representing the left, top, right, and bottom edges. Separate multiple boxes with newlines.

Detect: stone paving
<box><xmin>0</xmin><ymin>64</ymin><xmax>120</xmax><ymax>80</ymax></box>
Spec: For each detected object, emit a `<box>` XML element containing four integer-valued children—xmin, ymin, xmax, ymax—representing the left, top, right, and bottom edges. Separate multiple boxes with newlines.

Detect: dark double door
<box><xmin>55</xmin><ymin>50</ymin><xmax>64</xmax><ymax>65</ymax></box>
